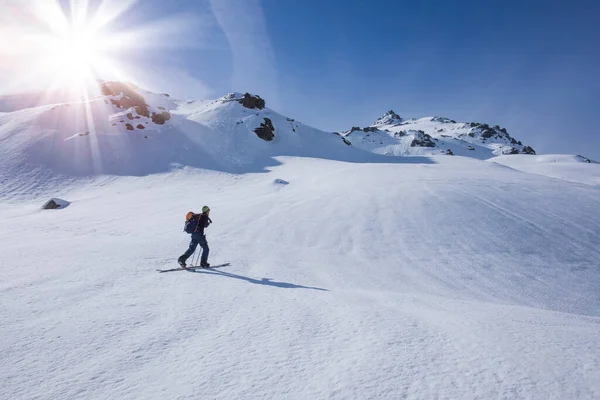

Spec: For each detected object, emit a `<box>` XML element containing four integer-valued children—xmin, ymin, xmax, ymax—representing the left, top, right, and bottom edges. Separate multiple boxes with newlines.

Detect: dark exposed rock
<box><xmin>151</xmin><ymin>111</ymin><xmax>171</xmax><ymax>125</ymax></box>
<box><xmin>394</xmin><ymin>131</ymin><xmax>406</xmax><ymax>137</ymax></box>
<box><xmin>125</xmin><ymin>123</ymin><xmax>134</xmax><ymax>131</ymax></box>
<box><xmin>522</xmin><ymin>146</ymin><xmax>536</xmax><ymax>155</ymax></box>
<box><xmin>362</xmin><ymin>126</ymin><xmax>378</xmax><ymax>132</ymax></box>
<box><xmin>445</xmin><ymin>149</ymin><xmax>454</xmax><ymax>155</ymax></box>
<box><xmin>431</xmin><ymin>116</ymin><xmax>452</xmax><ymax>123</ymax></box>
<box><xmin>126</xmin><ymin>113</ymin><xmax>134</xmax><ymax>120</ymax></box>
<box><xmin>254</xmin><ymin>117</ymin><xmax>275</xmax><ymax>141</ymax></box>
<box><xmin>42</xmin><ymin>198</ymin><xmax>69</xmax><ymax>210</ymax></box>
<box><xmin>43</xmin><ymin>200</ymin><xmax>60</xmax><ymax>209</ymax></box>
<box><xmin>577</xmin><ymin>155</ymin><xmax>592</xmax><ymax>163</ymax></box>
<box><xmin>135</xmin><ymin>105</ymin><xmax>150</xmax><ymax>118</ymax></box>
<box><xmin>480</xmin><ymin>127</ymin><xmax>496</xmax><ymax>139</ymax></box>
<box><xmin>238</xmin><ymin>93</ymin><xmax>265</xmax><ymax>110</ymax></box>
<box><xmin>410</xmin><ymin>131</ymin><xmax>436</xmax><ymax>148</ymax></box>
<box><xmin>342</xmin><ymin>137</ymin><xmax>351</xmax><ymax>146</ymax></box>
<box><xmin>101</xmin><ymin>81</ymin><xmax>147</xmax><ymax>110</ymax></box>
<box><xmin>136</xmin><ymin>124</ymin><xmax>145</xmax><ymax>129</ymax></box>
<box><xmin>467</xmin><ymin>146</ymin><xmax>475</xmax><ymax>150</ymax></box>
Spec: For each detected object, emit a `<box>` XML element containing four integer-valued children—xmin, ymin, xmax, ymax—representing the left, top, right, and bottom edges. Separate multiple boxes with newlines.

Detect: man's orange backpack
<box><xmin>183</xmin><ymin>211</ymin><xmax>200</xmax><ymax>233</ymax></box>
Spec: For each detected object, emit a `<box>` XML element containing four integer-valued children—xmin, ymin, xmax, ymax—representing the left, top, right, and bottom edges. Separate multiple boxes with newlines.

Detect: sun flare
<box><xmin>2</xmin><ymin>0</ymin><xmax>200</xmax><ymax>101</ymax></box>
<box><xmin>48</xmin><ymin>27</ymin><xmax>106</xmax><ymax>84</ymax></box>
<box><xmin>0</xmin><ymin>0</ymin><xmax>144</xmax><ymax>98</ymax></box>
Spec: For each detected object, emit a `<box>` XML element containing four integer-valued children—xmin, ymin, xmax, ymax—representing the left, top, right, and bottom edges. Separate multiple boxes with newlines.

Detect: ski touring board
<box><xmin>157</xmin><ymin>263</ymin><xmax>231</xmax><ymax>273</ymax></box>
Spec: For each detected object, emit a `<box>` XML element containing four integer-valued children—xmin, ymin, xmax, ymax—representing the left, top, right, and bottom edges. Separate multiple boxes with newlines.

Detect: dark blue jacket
<box><xmin>196</xmin><ymin>212</ymin><xmax>211</xmax><ymax>235</ymax></box>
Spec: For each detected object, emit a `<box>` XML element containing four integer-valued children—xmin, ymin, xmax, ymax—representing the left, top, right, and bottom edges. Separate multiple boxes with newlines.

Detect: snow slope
<box><xmin>490</xmin><ymin>154</ymin><xmax>600</xmax><ymax>186</ymax></box>
<box><xmin>1</xmin><ymin>156</ymin><xmax>600</xmax><ymax>399</ymax></box>
<box><xmin>342</xmin><ymin>111</ymin><xmax>536</xmax><ymax>159</ymax></box>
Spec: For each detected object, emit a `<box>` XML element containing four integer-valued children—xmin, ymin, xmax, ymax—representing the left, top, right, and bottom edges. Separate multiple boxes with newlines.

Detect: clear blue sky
<box><xmin>13</xmin><ymin>0</ymin><xmax>600</xmax><ymax>158</ymax></box>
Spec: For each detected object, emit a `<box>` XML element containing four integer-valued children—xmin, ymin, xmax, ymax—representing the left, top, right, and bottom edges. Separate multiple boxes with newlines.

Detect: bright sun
<box><xmin>50</xmin><ymin>28</ymin><xmax>106</xmax><ymax>83</ymax></box>
<box><xmin>4</xmin><ymin>0</ymin><xmax>140</xmax><ymax>97</ymax></box>
<box><xmin>2</xmin><ymin>0</ymin><xmax>195</xmax><ymax>99</ymax></box>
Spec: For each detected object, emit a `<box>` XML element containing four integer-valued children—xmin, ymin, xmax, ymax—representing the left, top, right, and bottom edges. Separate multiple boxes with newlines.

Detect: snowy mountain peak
<box><xmin>373</xmin><ymin>110</ymin><xmax>403</xmax><ymax>127</ymax></box>
<box><xmin>343</xmin><ymin>112</ymin><xmax>537</xmax><ymax>159</ymax></box>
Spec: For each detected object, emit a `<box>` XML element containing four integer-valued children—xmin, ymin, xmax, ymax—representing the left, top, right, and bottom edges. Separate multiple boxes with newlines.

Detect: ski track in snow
<box><xmin>1</xmin><ymin>156</ymin><xmax>600</xmax><ymax>399</ymax></box>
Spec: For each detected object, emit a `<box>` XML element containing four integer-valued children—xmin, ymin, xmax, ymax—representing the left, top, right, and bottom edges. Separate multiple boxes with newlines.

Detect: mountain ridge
<box><xmin>340</xmin><ymin>109</ymin><xmax>537</xmax><ymax>159</ymax></box>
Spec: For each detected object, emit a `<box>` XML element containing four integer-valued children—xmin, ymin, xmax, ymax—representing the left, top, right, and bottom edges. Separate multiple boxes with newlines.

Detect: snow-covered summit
<box><xmin>372</xmin><ymin>110</ymin><xmax>403</xmax><ymax>127</ymax></box>
<box><xmin>342</xmin><ymin>113</ymin><xmax>537</xmax><ymax>159</ymax></box>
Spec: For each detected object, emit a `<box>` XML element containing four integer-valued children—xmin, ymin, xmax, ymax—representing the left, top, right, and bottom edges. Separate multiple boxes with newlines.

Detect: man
<box><xmin>178</xmin><ymin>206</ymin><xmax>211</xmax><ymax>267</ymax></box>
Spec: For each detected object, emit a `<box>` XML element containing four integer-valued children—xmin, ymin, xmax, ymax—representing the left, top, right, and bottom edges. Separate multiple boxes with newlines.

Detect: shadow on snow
<box><xmin>189</xmin><ymin>268</ymin><xmax>328</xmax><ymax>291</ymax></box>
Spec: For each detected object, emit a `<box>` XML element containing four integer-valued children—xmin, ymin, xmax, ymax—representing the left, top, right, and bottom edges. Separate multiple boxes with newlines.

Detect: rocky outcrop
<box><xmin>136</xmin><ymin>124</ymin><xmax>145</xmax><ymax>129</ymax></box>
<box><xmin>254</xmin><ymin>118</ymin><xmax>275</xmax><ymax>141</ymax></box>
<box><xmin>410</xmin><ymin>131</ymin><xmax>436</xmax><ymax>147</ymax></box>
<box><xmin>431</xmin><ymin>117</ymin><xmax>456</xmax><ymax>124</ymax></box>
<box><xmin>101</xmin><ymin>81</ymin><xmax>147</xmax><ymax>111</ymax></box>
<box><xmin>238</xmin><ymin>93</ymin><xmax>265</xmax><ymax>110</ymax></box>
<box><xmin>42</xmin><ymin>198</ymin><xmax>70</xmax><ymax>210</ymax></box>
<box><xmin>135</xmin><ymin>105</ymin><xmax>150</xmax><ymax>118</ymax></box>
<box><xmin>101</xmin><ymin>81</ymin><xmax>170</xmax><ymax>127</ymax></box>
<box><xmin>522</xmin><ymin>146</ymin><xmax>536</xmax><ymax>155</ymax></box>
<box><xmin>125</xmin><ymin>123</ymin><xmax>134</xmax><ymax>131</ymax></box>
<box><xmin>151</xmin><ymin>111</ymin><xmax>171</xmax><ymax>125</ymax></box>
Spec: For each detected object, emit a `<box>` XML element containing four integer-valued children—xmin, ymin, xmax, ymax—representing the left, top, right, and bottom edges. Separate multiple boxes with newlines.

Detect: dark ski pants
<box><xmin>180</xmin><ymin>233</ymin><xmax>209</xmax><ymax>264</ymax></box>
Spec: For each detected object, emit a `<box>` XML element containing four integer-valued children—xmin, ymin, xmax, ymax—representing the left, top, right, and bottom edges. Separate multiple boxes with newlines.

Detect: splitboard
<box><xmin>157</xmin><ymin>263</ymin><xmax>230</xmax><ymax>273</ymax></box>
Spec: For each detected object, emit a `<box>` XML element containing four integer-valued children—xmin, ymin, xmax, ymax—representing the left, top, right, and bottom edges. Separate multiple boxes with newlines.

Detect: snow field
<box><xmin>1</xmin><ymin>156</ymin><xmax>600</xmax><ymax>399</ymax></box>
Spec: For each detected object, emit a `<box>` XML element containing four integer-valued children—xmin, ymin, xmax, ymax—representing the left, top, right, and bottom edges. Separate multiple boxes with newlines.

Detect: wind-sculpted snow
<box><xmin>1</xmin><ymin>156</ymin><xmax>599</xmax><ymax>399</ymax></box>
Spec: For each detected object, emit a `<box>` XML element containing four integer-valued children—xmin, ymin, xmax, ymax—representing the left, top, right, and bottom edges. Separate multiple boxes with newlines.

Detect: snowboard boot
<box><xmin>178</xmin><ymin>257</ymin><xmax>187</xmax><ymax>268</ymax></box>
